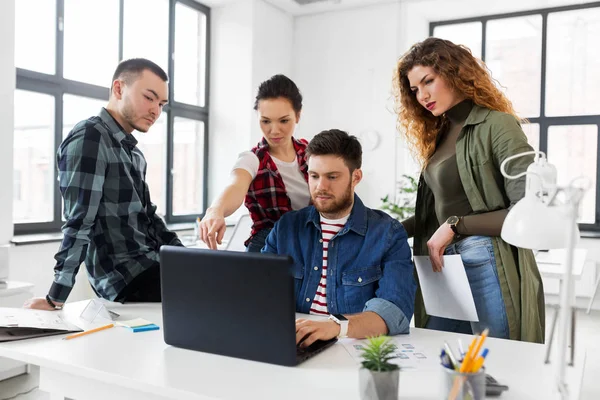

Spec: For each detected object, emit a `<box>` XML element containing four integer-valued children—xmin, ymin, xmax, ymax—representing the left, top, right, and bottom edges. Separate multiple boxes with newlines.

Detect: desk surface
<box><xmin>536</xmin><ymin>249</ymin><xmax>588</xmax><ymax>279</ymax></box>
<box><xmin>0</xmin><ymin>301</ymin><xmax>586</xmax><ymax>400</ymax></box>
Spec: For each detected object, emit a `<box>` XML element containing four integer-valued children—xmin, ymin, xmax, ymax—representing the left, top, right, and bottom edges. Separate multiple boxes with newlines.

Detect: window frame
<box><xmin>430</xmin><ymin>1</ymin><xmax>600</xmax><ymax>232</ymax></box>
<box><xmin>14</xmin><ymin>0</ymin><xmax>210</xmax><ymax>234</ymax></box>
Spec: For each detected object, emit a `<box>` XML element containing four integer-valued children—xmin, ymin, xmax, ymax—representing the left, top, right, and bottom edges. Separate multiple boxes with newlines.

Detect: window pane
<box><xmin>522</xmin><ymin>123</ymin><xmax>540</xmax><ymax>151</ymax></box>
<box><xmin>546</xmin><ymin>8</ymin><xmax>600</xmax><ymax>116</ymax></box>
<box><xmin>123</xmin><ymin>0</ymin><xmax>169</xmax><ymax>71</ymax></box>
<box><xmin>63</xmin><ymin>95</ymin><xmax>106</xmax><ymax>138</ymax></box>
<box><xmin>172</xmin><ymin>118</ymin><xmax>205</xmax><ymax>215</ymax></box>
<box><xmin>13</xmin><ymin>90</ymin><xmax>55</xmax><ymax>223</ymax></box>
<box><xmin>547</xmin><ymin>125</ymin><xmax>597</xmax><ymax>224</ymax></box>
<box><xmin>174</xmin><ymin>3</ymin><xmax>207</xmax><ymax>106</ymax></box>
<box><xmin>486</xmin><ymin>16</ymin><xmax>542</xmax><ymax>118</ymax></box>
<box><xmin>15</xmin><ymin>0</ymin><xmax>56</xmax><ymax>74</ymax></box>
<box><xmin>136</xmin><ymin>114</ymin><xmax>167</xmax><ymax>215</ymax></box>
<box><xmin>63</xmin><ymin>0</ymin><xmax>119</xmax><ymax>86</ymax></box>
<box><xmin>433</xmin><ymin>22</ymin><xmax>482</xmax><ymax>59</ymax></box>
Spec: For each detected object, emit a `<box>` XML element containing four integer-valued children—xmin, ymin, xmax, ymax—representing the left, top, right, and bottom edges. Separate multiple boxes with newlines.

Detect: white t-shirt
<box><xmin>232</xmin><ymin>151</ymin><xmax>310</xmax><ymax>210</ymax></box>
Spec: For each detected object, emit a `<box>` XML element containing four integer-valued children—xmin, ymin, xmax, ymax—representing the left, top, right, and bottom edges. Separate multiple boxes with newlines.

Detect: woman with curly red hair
<box><xmin>393</xmin><ymin>37</ymin><xmax>544</xmax><ymax>343</ymax></box>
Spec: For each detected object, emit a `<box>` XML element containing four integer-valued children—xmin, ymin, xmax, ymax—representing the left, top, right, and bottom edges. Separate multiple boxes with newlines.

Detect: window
<box><xmin>14</xmin><ymin>0</ymin><xmax>210</xmax><ymax>234</ymax></box>
<box><xmin>431</xmin><ymin>3</ymin><xmax>600</xmax><ymax>231</ymax></box>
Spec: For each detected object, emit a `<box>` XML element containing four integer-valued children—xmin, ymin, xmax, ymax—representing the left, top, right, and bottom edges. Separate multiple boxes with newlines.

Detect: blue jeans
<box><xmin>245</xmin><ymin>228</ymin><xmax>272</xmax><ymax>253</ymax></box>
<box><xmin>425</xmin><ymin>235</ymin><xmax>510</xmax><ymax>339</ymax></box>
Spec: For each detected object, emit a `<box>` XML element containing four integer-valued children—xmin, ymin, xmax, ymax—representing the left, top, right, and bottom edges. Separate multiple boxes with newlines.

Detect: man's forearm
<box><xmin>346</xmin><ymin>311</ymin><xmax>389</xmax><ymax>339</ymax></box>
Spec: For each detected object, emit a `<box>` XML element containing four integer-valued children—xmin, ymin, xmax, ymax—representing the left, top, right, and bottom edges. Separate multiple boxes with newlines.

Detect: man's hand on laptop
<box><xmin>23</xmin><ymin>297</ymin><xmax>64</xmax><ymax>311</ymax></box>
<box><xmin>295</xmin><ymin>318</ymin><xmax>339</xmax><ymax>347</ymax></box>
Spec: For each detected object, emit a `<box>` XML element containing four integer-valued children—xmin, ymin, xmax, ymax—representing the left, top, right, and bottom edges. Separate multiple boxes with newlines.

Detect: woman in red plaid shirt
<box><xmin>199</xmin><ymin>75</ymin><xmax>310</xmax><ymax>252</ymax></box>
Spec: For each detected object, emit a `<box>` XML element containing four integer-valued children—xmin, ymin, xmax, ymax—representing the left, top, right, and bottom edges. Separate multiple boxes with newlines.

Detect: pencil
<box><xmin>63</xmin><ymin>323</ymin><xmax>114</xmax><ymax>340</ymax></box>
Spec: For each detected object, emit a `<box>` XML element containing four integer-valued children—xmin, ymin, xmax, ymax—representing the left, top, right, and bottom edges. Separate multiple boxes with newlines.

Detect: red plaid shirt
<box><xmin>244</xmin><ymin>137</ymin><xmax>309</xmax><ymax>245</ymax></box>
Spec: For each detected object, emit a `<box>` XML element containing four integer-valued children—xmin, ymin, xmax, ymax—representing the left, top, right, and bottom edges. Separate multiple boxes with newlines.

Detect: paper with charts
<box><xmin>413</xmin><ymin>255</ymin><xmax>479</xmax><ymax>322</ymax></box>
<box><xmin>0</xmin><ymin>308</ymin><xmax>82</xmax><ymax>342</ymax></box>
<box><xmin>341</xmin><ymin>338</ymin><xmax>434</xmax><ymax>370</ymax></box>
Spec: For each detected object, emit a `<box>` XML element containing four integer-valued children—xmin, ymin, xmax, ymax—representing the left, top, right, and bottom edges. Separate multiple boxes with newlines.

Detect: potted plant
<box><xmin>380</xmin><ymin>174</ymin><xmax>418</xmax><ymax>220</ymax></box>
<box><xmin>358</xmin><ymin>335</ymin><xmax>400</xmax><ymax>400</ymax></box>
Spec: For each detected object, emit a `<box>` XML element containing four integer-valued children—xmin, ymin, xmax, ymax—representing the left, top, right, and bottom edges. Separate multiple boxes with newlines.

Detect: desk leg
<box><xmin>545</xmin><ymin>306</ymin><xmax>559</xmax><ymax>364</ymax></box>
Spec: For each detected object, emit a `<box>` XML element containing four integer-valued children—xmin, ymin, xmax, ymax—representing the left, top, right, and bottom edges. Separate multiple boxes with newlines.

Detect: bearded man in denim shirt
<box><xmin>262</xmin><ymin>129</ymin><xmax>416</xmax><ymax>346</ymax></box>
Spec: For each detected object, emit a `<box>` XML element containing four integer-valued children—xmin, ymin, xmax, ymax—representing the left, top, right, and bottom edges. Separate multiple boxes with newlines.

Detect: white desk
<box><xmin>0</xmin><ymin>281</ymin><xmax>34</xmax><ymax>381</ymax></box>
<box><xmin>0</xmin><ymin>301</ymin><xmax>586</xmax><ymax>400</ymax></box>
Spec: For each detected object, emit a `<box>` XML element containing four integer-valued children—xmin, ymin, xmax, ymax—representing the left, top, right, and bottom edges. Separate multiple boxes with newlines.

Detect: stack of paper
<box><xmin>117</xmin><ymin>318</ymin><xmax>160</xmax><ymax>333</ymax></box>
<box><xmin>0</xmin><ymin>308</ymin><xmax>82</xmax><ymax>342</ymax></box>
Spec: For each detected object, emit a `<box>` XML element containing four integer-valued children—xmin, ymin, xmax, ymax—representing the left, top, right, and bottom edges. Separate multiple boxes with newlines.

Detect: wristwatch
<box><xmin>45</xmin><ymin>295</ymin><xmax>63</xmax><ymax>310</ymax></box>
<box><xmin>328</xmin><ymin>314</ymin><xmax>349</xmax><ymax>338</ymax></box>
<box><xmin>446</xmin><ymin>215</ymin><xmax>461</xmax><ymax>235</ymax></box>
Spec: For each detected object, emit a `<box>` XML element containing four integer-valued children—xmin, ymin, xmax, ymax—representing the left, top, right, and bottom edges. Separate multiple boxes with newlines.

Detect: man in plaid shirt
<box><xmin>25</xmin><ymin>59</ymin><xmax>182</xmax><ymax>311</ymax></box>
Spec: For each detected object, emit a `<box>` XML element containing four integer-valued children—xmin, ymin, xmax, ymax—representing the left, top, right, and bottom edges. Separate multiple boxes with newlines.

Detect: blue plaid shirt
<box><xmin>49</xmin><ymin>108</ymin><xmax>182</xmax><ymax>303</ymax></box>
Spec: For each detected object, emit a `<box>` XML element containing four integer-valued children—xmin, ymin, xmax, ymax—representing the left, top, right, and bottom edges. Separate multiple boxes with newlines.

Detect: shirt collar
<box><xmin>98</xmin><ymin>107</ymin><xmax>138</xmax><ymax>148</ymax></box>
<box><xmin>306</xmin><ymin>193</ymin><xmax>367</xmax><ymax>236</ymax></box>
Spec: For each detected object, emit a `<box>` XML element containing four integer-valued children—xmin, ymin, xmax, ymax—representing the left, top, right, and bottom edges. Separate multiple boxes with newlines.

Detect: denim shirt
<box><xmin>262</xmin><ymin>194</ymin><xmax>416</xmax><ymax>335</ymax></box>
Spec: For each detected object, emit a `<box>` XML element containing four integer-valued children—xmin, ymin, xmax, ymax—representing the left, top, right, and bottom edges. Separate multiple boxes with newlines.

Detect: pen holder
<box><xmin>442</xmin><ymin>366</ymin><xmax>485</xmax><ymax>400</ymax></box>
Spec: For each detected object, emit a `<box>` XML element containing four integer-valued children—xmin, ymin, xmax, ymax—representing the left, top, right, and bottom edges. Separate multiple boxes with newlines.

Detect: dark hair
<box><xmin>253</xmin><ymin>74</ymin><xmax>302</xmax><ymax>114</ymax></box>
<box><xmin>111</xmin><ymin>58</ymin><xmax>168</xmax><ymax>86</ymax></box>
<box><xmin>306</xmin><ymin>129</ymin><xmax>362</xmax><ymax>172</ymax></box>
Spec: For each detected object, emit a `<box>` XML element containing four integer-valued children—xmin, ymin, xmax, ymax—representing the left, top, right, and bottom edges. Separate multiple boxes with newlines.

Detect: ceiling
<box><xmin>263</xmin><ymin>0</ymin><xmax>403</xmax><ymax>16</ymax></box>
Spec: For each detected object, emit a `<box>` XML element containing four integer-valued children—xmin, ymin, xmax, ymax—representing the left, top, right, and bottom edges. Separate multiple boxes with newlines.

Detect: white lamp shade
<box><xmin>501</xmin><ymin>195</ymin><xmax>579</xmax><ymax>250</ymax></box>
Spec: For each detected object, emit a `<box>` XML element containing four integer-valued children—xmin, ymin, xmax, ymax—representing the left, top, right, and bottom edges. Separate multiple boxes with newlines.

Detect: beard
<box><xmin>121</xmin><ymin>99</ymin><xmax>151</xmax><ymax>133</ymax></box>
<box><xmin>312</xmin><ymin>180</ymin><xmax>353</xmax><ymax>216</ymax></box>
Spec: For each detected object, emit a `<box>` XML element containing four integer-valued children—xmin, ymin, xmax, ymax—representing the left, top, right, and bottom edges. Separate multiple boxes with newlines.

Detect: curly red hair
<box><xmin>392</xmin><ymin>37</ymin><xmax>520</xmax><ymax>166</ymax></box>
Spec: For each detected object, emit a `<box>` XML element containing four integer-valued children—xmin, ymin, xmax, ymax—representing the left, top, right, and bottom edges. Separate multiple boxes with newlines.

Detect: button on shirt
<box><xmin>49</xmin><ymin>108</ymin><xmax>182</xmax><ymax>303</ymax></box>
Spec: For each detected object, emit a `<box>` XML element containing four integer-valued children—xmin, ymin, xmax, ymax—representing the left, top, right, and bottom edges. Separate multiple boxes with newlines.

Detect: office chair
<box><xmin>225</xmin><ymin>214</ymin><xmax>253</xmax><ymax>252</ymax></box>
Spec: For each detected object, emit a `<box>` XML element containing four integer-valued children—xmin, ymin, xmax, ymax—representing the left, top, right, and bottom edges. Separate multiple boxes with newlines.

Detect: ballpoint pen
<box><xmin>471</xmin><ymin>348</ymin><xmax>489</xmax><ymax>373</ymax></box>
<box><xmin>444</xmin><ymin>341</ymin><xmax>459</xmax><ymax>370</ymax></box>
<box><xmin>457</xmin><ymin>339</ymin><xmax>465</xmax><ymax>359</ymax></box>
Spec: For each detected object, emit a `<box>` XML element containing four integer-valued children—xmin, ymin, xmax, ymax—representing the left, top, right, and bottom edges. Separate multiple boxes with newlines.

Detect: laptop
<box><xmin>159</xmin><ymin>246</ymin><xmax>337</xmax><ymax>366</ymax></box>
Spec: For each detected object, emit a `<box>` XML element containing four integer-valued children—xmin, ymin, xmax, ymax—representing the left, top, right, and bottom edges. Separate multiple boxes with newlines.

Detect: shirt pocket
<box><xmin>292</xmin><ymin>262</ymin><xmax>304</xmax><ymax>297</ymax></box>
<box><xmin>341</xmin><ymin>266</ymin><xmax>382</xmax><ymax>313</ymax></box>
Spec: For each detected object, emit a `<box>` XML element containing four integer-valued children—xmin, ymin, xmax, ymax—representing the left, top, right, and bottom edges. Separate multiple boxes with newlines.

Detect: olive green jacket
<box><xmin>413</xmin><ymin>104</ymin><xmax>545</xmax><ymax>344</ymax></box>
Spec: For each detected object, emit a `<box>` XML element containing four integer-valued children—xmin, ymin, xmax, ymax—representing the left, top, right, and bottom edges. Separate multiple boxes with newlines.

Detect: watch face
<box><xmin>333</xmin><ymin>314</ymin><xmax>348</xmax><ymax>321</ymax></box>
<box><xmin>447</xmin><ymin>216</ymin><xmax>459</xmax><ymax>225</ymax></box>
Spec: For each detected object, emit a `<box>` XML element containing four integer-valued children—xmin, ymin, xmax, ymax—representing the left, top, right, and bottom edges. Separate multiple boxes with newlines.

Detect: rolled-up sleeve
<box><xmin>364</xmin><ymin>220</ymin><xmax>416</xmax><ymax>335</ymax></box>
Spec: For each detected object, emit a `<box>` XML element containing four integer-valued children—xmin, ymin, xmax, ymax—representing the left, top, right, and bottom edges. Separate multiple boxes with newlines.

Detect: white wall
<box><xmin>293</xmin><ymin>2</ymin><xmax>401</xmax><ymax>208</ymax></box>
<box><xmin>250</xmin><ymin>0</ymin><xmax>294</xmax><ymax>144</ymax></box>
<box><xmin>0</xmin><ymin>0</ymin><xmax>15</xmax><ymax>261</ymax></box>
<box><xmin>208</xmin><ymin>0</ymin><xmax>293</xmax><ymax>208</ymax></box>
<box><xmin>208</xmin><ymin>0</ymin><xmax>255</xmax><ymax>206</ymax></box>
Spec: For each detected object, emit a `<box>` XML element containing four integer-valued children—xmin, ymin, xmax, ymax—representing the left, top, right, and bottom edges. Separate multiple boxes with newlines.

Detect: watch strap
<box><xmin>45</xmin><ymin>295</ymin><xmax>62</xmax><ymax>310</ymax></box>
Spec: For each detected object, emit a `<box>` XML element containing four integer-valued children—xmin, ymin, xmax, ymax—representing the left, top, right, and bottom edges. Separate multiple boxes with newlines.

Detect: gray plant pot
<box><xmin>358</xmin><ymin>367</ymin><xmax>400</xmax><ymax>400</ymax></box>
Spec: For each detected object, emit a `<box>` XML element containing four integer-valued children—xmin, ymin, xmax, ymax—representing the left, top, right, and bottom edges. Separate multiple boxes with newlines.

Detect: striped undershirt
<box><xmin>309</xmin><ymin>214</ymin><xmax>350</xmax><ymax>316</ymax></box>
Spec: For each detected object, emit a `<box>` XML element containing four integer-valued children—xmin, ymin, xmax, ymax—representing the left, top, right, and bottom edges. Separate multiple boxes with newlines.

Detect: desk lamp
<box><xmin>500</xmin><ymin>150</ymin><xmax>589</xmax><ymax>400</ymax></box>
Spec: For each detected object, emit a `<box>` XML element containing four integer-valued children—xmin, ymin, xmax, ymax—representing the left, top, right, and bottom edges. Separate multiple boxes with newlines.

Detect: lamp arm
<box><xmin>500</xmin><ymin>150</ymin><xmax>545</xmax><ymax>180</ymax></box>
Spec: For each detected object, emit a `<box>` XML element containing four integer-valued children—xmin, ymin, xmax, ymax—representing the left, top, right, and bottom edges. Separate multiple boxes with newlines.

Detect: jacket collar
<box><xmin>463</xmin><ymin>104</ymin><xmax>491</xmax><ymax>127</ymax></box>
<box><xmin>306</xmin><ymin>193</ymin><xmax>367</xmax><ymax>237</ymax></box>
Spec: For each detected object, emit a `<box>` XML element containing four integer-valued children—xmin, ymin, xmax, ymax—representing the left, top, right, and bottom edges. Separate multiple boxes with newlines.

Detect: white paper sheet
<box><xmin>340</xmin><ymin>338</ymin><xmax>435</xmax><ymax>370</ymax></box>
<box><xmin>0</xmin><ymin>308</ymin><xmax>81</xmax><ymax>331</ymax></box>
<box><xmin>413</xmin><ymin>255</ymin><xmax>479</xmax><ymax>322</ymax></box>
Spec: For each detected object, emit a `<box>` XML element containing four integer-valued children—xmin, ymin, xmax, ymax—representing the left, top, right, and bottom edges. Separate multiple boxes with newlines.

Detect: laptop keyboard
<box><xmin>296</xmin><ymin>338</ymin><xmax>337</xmax><ymax>362</ymax></box>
